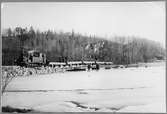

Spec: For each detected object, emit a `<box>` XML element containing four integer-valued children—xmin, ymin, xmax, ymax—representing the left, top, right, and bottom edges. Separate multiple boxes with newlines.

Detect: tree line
<box><xmin>2</xmin><ymin>27</ymin><xmax>166</xmax><ymax>65</ymax></box>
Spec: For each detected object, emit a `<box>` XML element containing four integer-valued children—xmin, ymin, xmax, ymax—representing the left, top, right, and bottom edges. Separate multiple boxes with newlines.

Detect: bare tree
<box><xmin>2</xmin><ymin>68</ymin><xmax>16</xmax><ymax>94</ymax></box>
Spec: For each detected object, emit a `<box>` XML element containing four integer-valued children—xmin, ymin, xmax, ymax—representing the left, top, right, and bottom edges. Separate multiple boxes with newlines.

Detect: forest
<box><xmin>2</xmin><ymin>27</ymin><xmax>166</xmax><ymax>65</ymax></box>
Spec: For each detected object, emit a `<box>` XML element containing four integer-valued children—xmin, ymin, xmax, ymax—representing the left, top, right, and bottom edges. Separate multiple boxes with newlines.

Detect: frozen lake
<box><xmin>2</xmin><ymin>64</ymin><xmax>166</xmax><ymax>112</ymax></box>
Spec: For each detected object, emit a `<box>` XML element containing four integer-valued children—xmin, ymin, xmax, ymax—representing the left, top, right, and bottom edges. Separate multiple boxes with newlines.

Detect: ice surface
<box><xmin>2</xmin><ymin>64</ymin><xmax>166</xmax><ymax>112</ymax></box>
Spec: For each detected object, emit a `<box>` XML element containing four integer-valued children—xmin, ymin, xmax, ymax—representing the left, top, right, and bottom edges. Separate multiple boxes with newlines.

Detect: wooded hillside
<box><xmin>2</xmin><ymin>27</ymin><xmax>165</xmax><ymax>65</ymax></box>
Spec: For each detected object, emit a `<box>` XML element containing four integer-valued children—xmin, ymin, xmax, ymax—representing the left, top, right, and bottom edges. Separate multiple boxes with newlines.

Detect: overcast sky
<box><xmin>1</xmin><ymin>2</ymin><xmax>166</xmax><ymax>47</ymax></box>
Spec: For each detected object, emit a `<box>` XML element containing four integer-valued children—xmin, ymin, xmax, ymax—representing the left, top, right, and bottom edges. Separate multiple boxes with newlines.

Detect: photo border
<box><xmin>0</xmin><ymin>0</ymin><xmax>166</xmax><ymax>114</ymax></box>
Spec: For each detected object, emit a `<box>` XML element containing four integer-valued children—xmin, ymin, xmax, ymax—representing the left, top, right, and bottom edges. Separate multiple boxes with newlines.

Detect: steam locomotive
<box><xmin>15</xmin><ymin>50</ymin><xmax>49</xmax><ymax>67</ymax></box>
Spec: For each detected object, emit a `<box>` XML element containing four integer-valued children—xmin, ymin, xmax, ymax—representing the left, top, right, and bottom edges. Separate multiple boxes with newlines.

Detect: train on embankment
<box><xmin>15</xmin><ymin>49</ymin><xmax>113</xmax><ymax>71</ymax></box>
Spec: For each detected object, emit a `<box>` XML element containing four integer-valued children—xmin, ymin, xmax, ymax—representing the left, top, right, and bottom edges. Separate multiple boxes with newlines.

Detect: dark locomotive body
<box><xmin>15</xmin><ymin>50</ymin><xmax>49</xmax><ymax>67</ymax></box>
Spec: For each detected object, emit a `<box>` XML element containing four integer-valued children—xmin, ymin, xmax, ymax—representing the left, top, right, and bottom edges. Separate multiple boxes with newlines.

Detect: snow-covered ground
<box><xmin>2</xmin><ymin>63</ymin><xmax>166</xmax><ymax>112</ymax></box>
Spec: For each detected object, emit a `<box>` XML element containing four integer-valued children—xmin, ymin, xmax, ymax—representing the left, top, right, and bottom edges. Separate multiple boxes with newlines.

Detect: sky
<box><xmin>1</xmin><ymin>2</ymin><xmax>166</xmax><ymax>47</ymax></box>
